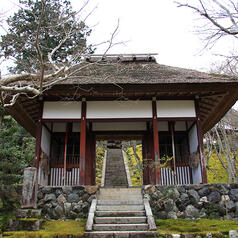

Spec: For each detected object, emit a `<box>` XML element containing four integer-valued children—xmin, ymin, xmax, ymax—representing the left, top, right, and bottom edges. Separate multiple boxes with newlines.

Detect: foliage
<box><xmin>95</xmin><ymin>143</ymin><xmax>106</xmax><ymax>185</ymax></box>
<box><xmin>207</xmin><ymin>150</ymin><xmax>229</xmax><ymax>183</ymax></box>
<box><xmin>0</xmin><ymin>0</ymin><xmax>93</xmax><ymax>73</ymax></box>
<box><xmin>156</xmin><ymin>219</ymin><xmax>238</xmax><ymax>235</ymax></box>
<box><xmin>0</xmin><ymin>112</ymin><xmax>35</xmax><ymax>185</ymax></box>
<box><xmin>125</xmin><ymin>144</ymin><xmax>143</xmax><ymax>186</ymax></box>
<box><xmin>3</xmin><ymin>220</ymin><xmax>86</xmax><ymax>237</ymax></box>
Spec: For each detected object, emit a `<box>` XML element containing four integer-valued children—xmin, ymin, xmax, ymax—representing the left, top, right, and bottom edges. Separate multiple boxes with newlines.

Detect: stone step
<box><xmin>98</xmin><ymin>195</ymin><xmax>142</xmax><ymax>201</ymax></box>
<box><xmin>98</xmin><ymin>188</ymin><xmax>142</xmax><ymax>200</ymax></box>
<box><xmin>95</xmin><ymin>216</ymin><xmax>147</xmax><ymax>224</ymax></box>
<box><xmin>96</xmin><ymin>211</ymin><xmax>146</xmax><ymax>217</ymax></box>
<box><xmin>9</xmin><ymin>218</ymin><xmax>43</xmax><ymax>231</ymax></box>
<box><xmin>93</xmin><ymin>223</ymin><xmax>148</xmax><ymax>231</ymax></box>
<box><xmin>96</xmin><ymin>205</ymin><xmax>144</xmax><ymax>211</ymax></box>
<box><xmin>15</xmin><ymin>209</ymin><xmax>42</xmax><ymax>218</ymax></box>
<box><xmin>85</xmin><ymin>231</ymin><xmax>158</xmax><ymax>238</ymax></box>
<box><xmin>97</xmin><ymin>200</ymin><xmax>143</xmax><ymax>205</ymax></box>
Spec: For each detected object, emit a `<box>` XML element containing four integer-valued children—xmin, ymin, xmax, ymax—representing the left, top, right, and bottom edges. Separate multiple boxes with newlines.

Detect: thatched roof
<box><xmin>62</xmin><ymin>57</ymin><xmax>237</xmax><ymax>85</ymax></box>
<box><xmin>6</xmin><ymin>54</ymin><xmax>238</xmax><ymax>136</ymax></box>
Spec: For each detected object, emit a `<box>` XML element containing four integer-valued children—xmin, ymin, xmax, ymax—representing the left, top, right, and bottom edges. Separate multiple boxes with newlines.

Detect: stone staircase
<box><xmin>85</xmin><ymin>188</ymin><xmax>157</xmax><ymax>237</ymax></box>
<box><xmin>104</xmin><ymin>149</ymin><xmax>128</xmax><ymax>187</ymax></box>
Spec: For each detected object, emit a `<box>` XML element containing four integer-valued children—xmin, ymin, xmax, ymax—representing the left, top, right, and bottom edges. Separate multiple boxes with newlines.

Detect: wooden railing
<box><xmin>161</xmin><ymin>164</ymin><xmax>191</xmax><ymax>185</ymax></box>
<box><xmin>50</xmin><ymin>155</ymin><xmax>80</xmax><ymax>186</ymax></box>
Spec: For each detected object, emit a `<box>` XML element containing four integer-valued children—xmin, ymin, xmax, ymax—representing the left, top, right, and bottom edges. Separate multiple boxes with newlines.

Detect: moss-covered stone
<box><xmin>156</xmin><ymin>219</ymin><xmax>238</xmax><ymax>235</ymax></box>
<box><xmin>4</xmin><ymin>220</ymin><xmax>86</xmax><ymax>237</ymax></box>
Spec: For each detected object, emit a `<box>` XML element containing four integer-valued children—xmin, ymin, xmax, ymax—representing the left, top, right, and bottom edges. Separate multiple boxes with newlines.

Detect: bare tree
<box><xmin>204</xmin><ymin>109</ymin><xmax>238</xmax><ymax>183</ymax></box>
<box><xmin>0</xmin><ymin>0</ymin><xmax>120</xmax><ymax>108</ymax></box>
<box><xmin>175</xmin><ymin>0</ymin><xmax>238</xmax><ymax>48</ymax></box>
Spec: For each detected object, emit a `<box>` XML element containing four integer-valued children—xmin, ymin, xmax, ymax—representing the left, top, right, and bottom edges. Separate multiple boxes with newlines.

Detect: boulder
<box><xmin>177</xmin><ymin>186</ymin><xmax>186</xmax><ymax>194</ymax></box>
<box><xmin>229</xmin><ymin>189</ymin><xmax>238</xmax><ymax>201</ymax></box>
<box><xmin>188</xmin><ymin>189</ymin><xmax>200</xmax><ymax>204</ymax></box>
<box><xmin>42</xmin><ymin>186</ymin><xmax>54</xmax><ymax>194</ymax></box>
<box><xmin>54</xmin><ymin>205</ymin><xmax>64</xmax><ymax>217</ymax></box>
<box><xmin>67</xmin><ymin>193</ymin><xmax>80</xmax><ymax>203</ymax></box>
<box><xmin>157</xmin><ymin>211</ymin><xmax>167</xmax><ymax>219</ymax></box>
<box><xmin>55</xmin><ymin>189</ymin><xmax>63</xmax><ymax>197</ymax></box>
<box><xmin>226</xmin><ymin>200</ymin><xmax>236</xmax><ymax>212</ymax></box>
<box><xmin>44</xmin><ymin>193</ymin><xmax>56</xmax><ymax>202</ymax></box>
<box><xmin>37</xmin><ymin>191</ymin><xmax>44</xmax><ymax>200</ymax></box>
<box><xmin>64</xmin><ymin>202</ymin><xmax>72</xmax><ymax>216</ymax></box>
<box><xmin>82</xmin><ymin>202</ymin><xmax>89</xmax><ymax>213</ymax></box>
<box><xmin>164</xmin><ymin>199</ymin><xmax>174</xmax><ymax>212</ymax></box>
<box><xmin>62</xmin><ymin>186</ymin><xmax>73</xmax><ymax>194</ymax></box>
<box><xmin>176</xmin><ymin>211</ymin><xmax>185</xmax><ymax>219</ymax></box>
<box><xmin>88</xmin><ymin>195</ymin><xmax>97</xmax><ymax>203</ymax></box>
<box><xmin>168</xmin><ymin>188</ymin><xmax>180</xmax><ymax>199</ymax></box>
<box><xmin>235</xmin><ymin>201</ymin><xmax>238</xmax><ymax>215</ymax></box>
<box><xmin>207</xmin><ymin>191</ymin><xmax>221</xmax><ymax>203</ymax></box>
<box><xmin>69</xmin><ymin>211</ymin><xmax>77</xmax><ymax>219</ymax></box>
<box><xmin>73</xmin><ymin>204</ymin><xmax>82</xmax><ymax>213</ymax></box>
<box><xmin>198</xmin><ymin>186</ymin><xmax>210</xmax><ymax>197</ymax></box>
<box><xmin>167</xmin><ymin>211</ymin><xmax>177</xmax><ymax>219</ymax></box>
<box><xmin>184</xmin><ymin>205</ymin><xmax>199</xmax><ymax>219</ymax></box>
<box><xmin>85</xmin><ymin>186</ymin><xmax>98</xmax><ymax>195</ymax></box>
<box><xmin>82</xmin><ymin>193</ymin><xmax>90</xmax><ymax>202</ymax></box>
<box><xmin>229</xmin><ymin>230</ymin><xmax>238</xmax><ymax>238</ymax></box>
<box><xmin>57</xmin><ymin>194</ymin><xmax>67</xmax><ymax>204</ymax></box>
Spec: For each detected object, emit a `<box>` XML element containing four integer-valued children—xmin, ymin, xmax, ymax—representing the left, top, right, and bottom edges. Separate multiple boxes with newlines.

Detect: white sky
<box><xmin>1</xmin><ymin>0</ymin><xmax>238</xmax><ymax>109</ymax></box>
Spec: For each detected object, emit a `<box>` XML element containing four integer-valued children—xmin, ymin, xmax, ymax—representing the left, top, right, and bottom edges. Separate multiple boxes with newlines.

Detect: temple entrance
<box><xmin>95</xmin><ymin>138</ymin><xmax>144</xmax><ymax>187</ymax></box>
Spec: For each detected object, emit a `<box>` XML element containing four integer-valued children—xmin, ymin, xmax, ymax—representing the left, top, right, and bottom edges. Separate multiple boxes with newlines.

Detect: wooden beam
<box><xmin>152</xmin><ymin>99</ymin><xmax>161</xmax><ymax>185</ymax></box>
<box><xmin>79</xmin><ymin>98</ymin><xmax>87</xmax><ymax>185</ymax></box>
<box><xmin>7</xmin><ymin>101</ymin><xmax>37</xmax><ymax>136</ymax></box>
<box><xmin>202</xmin><ymin>89</ymin><xmax>238</xmax><ymax>132</ymax></box>
<box><xmin>195</xmin><ymin>99</ymin><xmax>207</xmax><ymax>184</ymax></box>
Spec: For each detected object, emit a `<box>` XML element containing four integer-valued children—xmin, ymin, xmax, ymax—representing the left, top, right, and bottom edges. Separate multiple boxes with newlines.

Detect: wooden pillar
<box><xmin>170</xmin><ymin>121</ymin><xmax>177</xmax><ymax>184</ymax></box>
<box><xmin>34</xmin><ymin>101</ymin><xmax>43</xmax><ymax>169</ymax></box>
<box><xmin>79</xmin><ymin>98</ymin><xmax>87</xmax><ymax>185</ymax></box>
<box><xmin>85</xmin><ymin>130</ymin><xmax>96</xmax><ymax>185</ymax></box>
<box><xmin>91</xmin><ymin>134</ymin><xmax>96</xmax><ymax>185</ymax></box>
<box><xmin>195</xmin><ymin>99</ymin><xmax>207</xmax><ymax>184</ymax></box>
<box><xmin>142</xmin><ymin>134</ymin><xmax>149</xmax><ymax>185</ymax></box>
<box><xmin>152</xmin><ymin>98</ymin><xmax>161</xmax><ymax>185</ymax></box>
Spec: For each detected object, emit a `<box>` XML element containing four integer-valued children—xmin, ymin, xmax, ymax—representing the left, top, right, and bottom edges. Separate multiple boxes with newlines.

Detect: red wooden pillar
<box><xmin>34</xmin><ymin>101</ymin><xmax>43</xmax><ymax>169</ymax></box>
<box><xmin>195</xmin><ymin>99</ymin><xmax>207</xmax><ymax>184</ymax></box>
<box><xmin>79</xmin><ymin>98</ymin><xmax>87</xmax><ymax>185</ymax></box>
<box><xmin>85</xmin><ymin>130</ymin><xmax>96</xmax><ymax>185</ymax></box>
<box><xmin>152</xmin><ymin>98</ymin><xmax>161</xmax><ymax>184</ymax></box>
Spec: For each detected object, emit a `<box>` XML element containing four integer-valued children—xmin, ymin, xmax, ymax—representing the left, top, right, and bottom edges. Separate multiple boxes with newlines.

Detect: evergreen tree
<box><xmin>0</xmin><ymin>110</ymin><xmax>35</xmax><ymax>185</ymax></box>
<box><xmin>0</xmin><ymin>0</ymin><xmax>93</xmax><ymax>73</ymax></box>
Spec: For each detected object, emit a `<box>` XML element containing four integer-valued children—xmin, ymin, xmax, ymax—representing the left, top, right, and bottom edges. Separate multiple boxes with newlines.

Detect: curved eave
<box><xmin>7</xmin><ymin>82</ymin><xmax>238</xmax><ymax>137</ymax></box>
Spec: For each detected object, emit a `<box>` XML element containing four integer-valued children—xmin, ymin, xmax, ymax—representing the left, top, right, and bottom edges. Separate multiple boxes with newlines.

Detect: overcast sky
<box><xmin>1</xmin><ymin>0</ymin><xmax>237</xmax><ymax>108</ymax></box>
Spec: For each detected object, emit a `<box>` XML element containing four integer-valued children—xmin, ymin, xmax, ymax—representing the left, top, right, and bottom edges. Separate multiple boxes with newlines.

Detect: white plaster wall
<box><xmin>87</xmin><ymin>101</ymin><xmax>152</xmax><ymax>118</ymax></box>
<box><xmin>39</xmin><ymin>125</ymin><xmax>51</xmax><ymax>186</ymax></box>
<box><xmin>157</xmin><ymin>100</ymin><xmax>196</xmax><ymax>118</ymax></box>
<box><xmin>188</xmin><ymin>124</ymin><xmax>202</xmax><ymax>184</ymax></box>
<box><xmin>43</xmin><ymin>101</ymin><xmax>82</xmax><ymax>119</ymax></box>
<box><xmin>92</xmin><ymin>122</ymin><xmax>147</xmax><ymax>131</ymax></box>
<box><xmin>41</xmin><ymin>125</ymin><xmax>51</xmax><ymax>156</ymax></box>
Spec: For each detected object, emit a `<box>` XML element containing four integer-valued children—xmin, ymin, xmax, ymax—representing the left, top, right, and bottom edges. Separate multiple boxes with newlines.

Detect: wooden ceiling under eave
<box><xmin>7</xmin><ymin>82</ymin><xmax>238</xmax><ymax>137</ymax></box>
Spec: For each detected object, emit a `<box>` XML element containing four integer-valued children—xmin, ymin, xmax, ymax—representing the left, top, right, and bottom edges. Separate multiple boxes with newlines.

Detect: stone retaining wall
<box><xmin>37</xmin><ymin>185</ymin><xmax>98</xmax><ymax>219</ymax></box>
<box><xmin>143</xmin><ymin>184</ymin><xmax>238</xmax><ymax>220</ymax></box>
